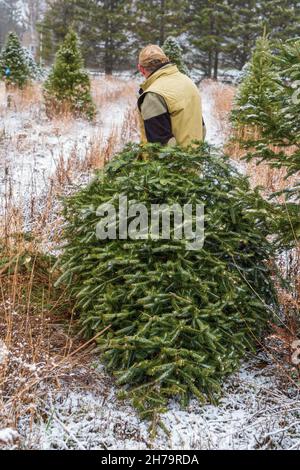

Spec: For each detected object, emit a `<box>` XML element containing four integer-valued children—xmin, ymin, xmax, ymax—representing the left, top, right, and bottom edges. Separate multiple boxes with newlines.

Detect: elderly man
<box><xmin>137</xmin><ymin>44</ymin><xmax>205</xmax><ymax>147</ymax></box>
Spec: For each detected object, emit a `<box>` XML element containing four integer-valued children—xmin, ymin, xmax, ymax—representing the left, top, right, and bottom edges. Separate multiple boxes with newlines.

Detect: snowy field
<box><xmin>0</xmin><ymin>77</ymin><xmax>138</xmax><ymax>204</ymax></box>
<box><xmin>7</xmin><ymin>353</ymin><xmax>299</xmax><ymax>450</ymax></box>
<box><xmin>0</xmin><ymin>76</ymin><xmax>299</xmax><ymax>450</ymax></box>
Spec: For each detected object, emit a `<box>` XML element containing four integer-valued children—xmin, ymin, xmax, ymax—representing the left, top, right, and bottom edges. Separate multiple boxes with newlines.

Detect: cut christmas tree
<box><xmin>43</xmin><ymin>28</ymin><xmax>96</xmax><ymax>120</ymax></box>
<box><xmin>57</xmin><ymin>143</ymin><xmax>283</xmax><ymax>426</ymax></box>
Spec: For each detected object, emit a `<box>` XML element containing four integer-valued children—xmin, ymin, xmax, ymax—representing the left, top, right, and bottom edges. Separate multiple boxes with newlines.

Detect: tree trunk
<box><xmin>207</xmin><ymin>50</ymin><xmax>212</xmax><ymax>78</ymax></box>
<box><xmin>159</xmin><ymin>0</ymin><xmax>165</xmax><ymax>45</ymax></box>
<box><xmin>213</xmin><ymin>51</ymin><xmax>219</xmax><ymax>80</ymax></box>
<box><xmin>104</xmin><ymin>37</ymin><xmax>113</xmax><ymax>75</ymax></box>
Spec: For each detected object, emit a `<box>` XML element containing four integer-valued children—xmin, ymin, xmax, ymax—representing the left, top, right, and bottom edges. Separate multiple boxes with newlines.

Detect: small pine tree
<box><xmin>162</xmin><ymin>36</ymin><xmax>190</xmax><ymax>76</ymax></box>
<box><xmin>0</xmin><ymin>32</ymin><xmax>30</xmax><ymax>89</ymax></box>
<box><xmin>231</xmin><ymin>35</ymin><xmax>281</xmax><ymax>135</ymax></box>
<box><xmin>44</xmin><ymin>29</ymin><xmax>96</xmax><ymax>120</ymax></box>
<box><xmin>231</xmin><ymin>35</ymin><xmax>300</xmax><ymax>240</ymax></box>
<box><xmin>22</xmin><ymin>47</ymin><xmax>45</xmax><ymax>81</ymax></box>
<box><xmin>274</xmin><ymin>39</ymin><xmax>300</xmax><ymax>168</ymax></box>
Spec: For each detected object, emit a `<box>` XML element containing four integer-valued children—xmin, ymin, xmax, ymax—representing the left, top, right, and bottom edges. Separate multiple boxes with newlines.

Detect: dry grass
<box><xmin>0</xmin><ymin>76</ymin><xmax>139</xmax><ymax>442</ymax></box>
<box><xmin>3</xmin><ymin>83</ymin><xmax>43</xmax><ymax>112</ymax></box>
<box><xmin>91</xmin><ymin>75</ymin><xmax>137</xmax><ymax>108</ymax></box>
<box><xmin>226</xmin><ymin>126</ymin><xmax>299</xmax><ymax>200</ymax></box>
<box><xmin>0</xmin><ymin>250</ymin><xmax>110</xmax><ymax>435</ymax></box>
<box><xmin>208</xmin><ymin>80</ymin><xmax>235</xmax><ymax>137</ymax></box>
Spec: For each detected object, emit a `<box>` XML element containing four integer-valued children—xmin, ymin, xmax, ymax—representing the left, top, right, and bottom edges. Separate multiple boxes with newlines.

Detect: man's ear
<box><xmin>138</xmin><ymin>64</ymin><xmax>146</xmax><ymax>76</ymax></box>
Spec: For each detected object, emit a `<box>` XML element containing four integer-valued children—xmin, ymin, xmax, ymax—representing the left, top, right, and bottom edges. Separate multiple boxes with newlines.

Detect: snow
<box><xmin>14</xmin><ymin>355</ymin><xmax>300</xmax><ymax>450</ymax></box>
<box><xmin>0</xmin><ymin>339</ymin><xmax>9</xmax><ymax>364</ymax></box>
<box><xmin>0</xmin><ymin>428</ymin><xmax>19</xmax><ymax>445</ymax></box>
<box><xmin>201</xmin><ymin>81</ymin><xmax>225</xmax><ymax>148</ymax></box>
<box><xmin>0</xmin><ymin>83</ymin><xmax>138</xmax><ymax>254</ymax></box>
<box><xmin>0</xmin><ymin>78</ymin><xmax>137</xmax><ymax>216</ymax></box>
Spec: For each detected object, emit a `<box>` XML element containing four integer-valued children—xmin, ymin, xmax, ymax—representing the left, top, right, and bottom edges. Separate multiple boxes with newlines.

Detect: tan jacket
<box><xmin>138</xmin><ymin>64</ymin><xmax>204</xmax><ymax>147</ymax></box>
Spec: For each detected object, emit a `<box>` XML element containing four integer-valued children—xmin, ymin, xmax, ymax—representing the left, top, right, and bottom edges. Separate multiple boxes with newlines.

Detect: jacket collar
<box><xmin>140</xmin><ymin>64</ymin><xmax>179</xmax><ymax>92</ymax></box>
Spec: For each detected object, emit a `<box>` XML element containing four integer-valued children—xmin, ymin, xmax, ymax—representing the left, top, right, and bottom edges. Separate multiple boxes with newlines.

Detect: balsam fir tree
<box><xmin>43</xmin><ymin>29</ymin><xmax>96</xmax><ymax>120</ymax></box>
<box><xmin>261</xmin><ymin>38</ymin><xmax>300</xmax><ymax>233</ymax></box>
<box><xmin>231</xmin><ymin>35</ymin><xmax>300</xmax><ymax>239</ymax></box>
<box><xmin>162</xmin><ymin>36</ymin><xmax>190</xmax><ymax>76</ymax></box>
<box><xmin>0</xmin><ymin>32</ymin><xmax>30</xmax><ymax>89</ymax></box>
<box><xmin>56</xmin><ymin>142</ymin><xmax>283</xmax><ymax>427</ymax></box>
<box><xmin>231</xmin><ymin>35</ymin><xmax>300</xmax><ymax>175</ymax></box>
<box><xmin>273</xmin><ymin>39</ymin><xmax>300</xmax><ymax>177</ymax></box>
<box><xmin>231</xmin><ymin>34</ymin><xmax>282</xmax><ymax>154</ymax></box>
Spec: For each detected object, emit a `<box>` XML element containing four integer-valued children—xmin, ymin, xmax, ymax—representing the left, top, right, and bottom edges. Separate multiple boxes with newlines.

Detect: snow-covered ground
<box><xmin>201</xmin><ymin>81</ymin><xmax>225</xmax><ymax>148</ymax></box>
<box><xmin>7</xmin><ymin>354</ymin><xmax>300</xmax><ymax>450</ymax></box>
<box><xmin>1</xmin><ymin>77</ymin><xmax>299</xmax><ymax>450</ymax></box>
<box><xmin>0</xmin><ymin>78</ymin><xmax>137</xmax><ymax>207</ymax></box>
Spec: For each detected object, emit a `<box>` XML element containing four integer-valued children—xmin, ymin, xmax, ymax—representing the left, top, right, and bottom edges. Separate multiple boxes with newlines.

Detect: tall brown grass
<box><xmin>226</xmin><ymin>126</ymin><xmax>299</xmax><ymax>199</ymax></box>
<box><xmin>0</xmin><ymin>77</ymin><xmax>139</xmax><ymax>439</ymax></box>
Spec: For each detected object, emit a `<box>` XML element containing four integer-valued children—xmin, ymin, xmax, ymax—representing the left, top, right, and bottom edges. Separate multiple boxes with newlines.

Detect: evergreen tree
<box><xmin>37</xmin><ymin>0</ymin><xmax>84</xmax><ymax>64</ymax></box>
<box><xmin>162</xmin><ymin>36</ymin><xmax>190</xmax><ymax>76</ymax></box>
<box><xmin>224</xmin><ymin>0</ymin><xmax>263</xmax><ymax>70</ymax></box>
<box><xmin>221</xmin><ymin>0</ymin><xmax>300</xmax><ymax>71</ymax></box>
<box><xmin>231</xmin><ymin>34</ymin><xmax>300</xmax><ymax>176</ymax></box>
<box><xmin>188</xmin><ymin>0</ymin><xmax>232</xmax><ymax>79</ymax></box>
<box><xmin>22</xmin><ymin>47</ymin><xmax>45</xmax><ymax>80</ymax></box>
<box><xmin>0</xmin><ymin>32</ymin><xmax>30</xmax><ymax>89</ymax></box>
<box><xmin>274</xmin><ymin>38</ymin><xmax>300</xmax><ymax>231</ymax></box>
<box><xmin>231</xmin><ymin>35</ymin><xmax>281</xmax><ymax>136</ymax></box>
<box><xmin>38</xmin><ymin>0</ymin><xmax>300</xmax><ymax>75</ymax></box>
<box><xmin>275</xmin><ymin>39</ymin><xmax>300</xmax><ymax>164</ymax></box>
<box><xmin>231</xmin><ymin>36</ymin><xmax>300</xmax><ymax>239</ymax></box>
<box><xmin>38</xmin><ymin>0</ymin><xmax>133</xmax><ymax>72</ymax></box>
<box><xmin>43</xmin><ymin>29</ymin><xmax>96</xmax><ymax>120</ymax></box>
<box><xmin>134</xmin><ymin>0</ymin><xmax>188</xmax><ymax>46</ymax></box>
<box><xmin>261</xmin><ymin>0</ymin><xmax>300</xmax><ymax>42</ymax></box>
<box><xmin>57</xmin><ymin>142</ymin><xmax>283</xmax><ymax>424</ymax></box>
<box><xmin>89</xmin><ymin>0</ymin><xmax>133</xmax><ymax>74</ymax></box>
<box><xmin>187</xmin><ymin>0</ymin><xmax>300</xmax><ymax>78</ymax></box>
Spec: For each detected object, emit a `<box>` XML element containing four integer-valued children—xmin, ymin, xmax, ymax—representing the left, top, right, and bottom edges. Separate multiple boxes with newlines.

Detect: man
<box><xmin>137</xmin><ymin>44</ymin><xmax>205</xmax><ymax>147</ymax></box>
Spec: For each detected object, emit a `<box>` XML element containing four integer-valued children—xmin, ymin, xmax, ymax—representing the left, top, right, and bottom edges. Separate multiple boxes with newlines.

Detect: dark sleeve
<box><xmin>144</xmin><ymin>113</ymin><xmax>173</xmax><ymax>144</ymax></box>
<box><xmin>140</xmin><ymin>92</ymin><xmax>173</xmax><ymax>145</ymax></box>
